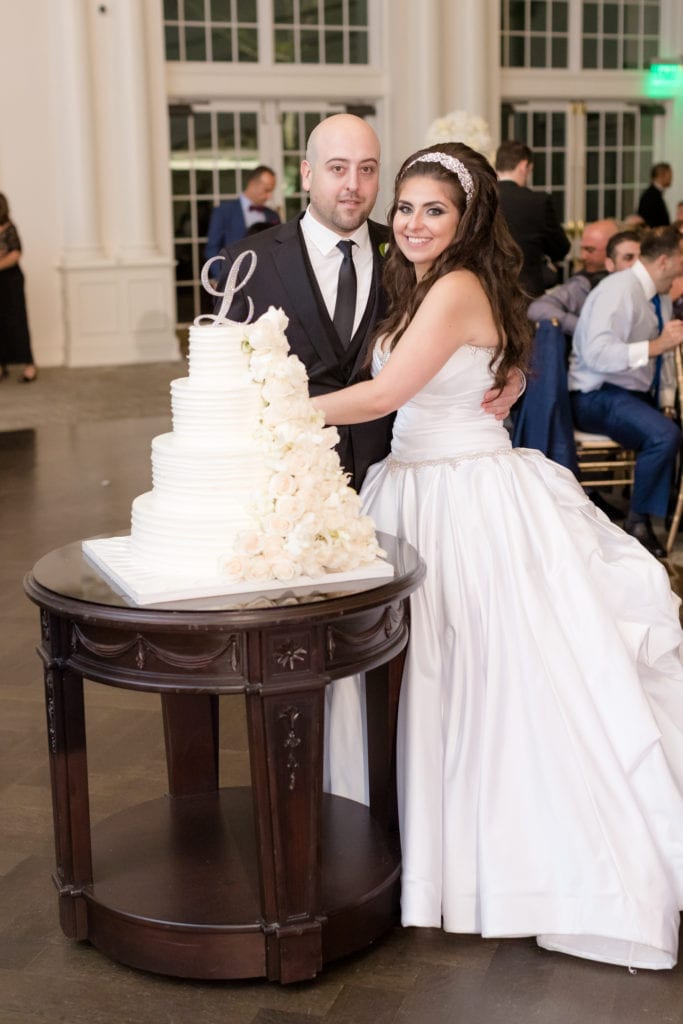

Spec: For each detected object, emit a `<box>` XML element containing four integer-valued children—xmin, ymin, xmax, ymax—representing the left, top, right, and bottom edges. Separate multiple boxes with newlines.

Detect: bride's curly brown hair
<box><xmin>374</xmin><ymin>142</ymin><xmax>532</xmax><ymax>391</ymax></box>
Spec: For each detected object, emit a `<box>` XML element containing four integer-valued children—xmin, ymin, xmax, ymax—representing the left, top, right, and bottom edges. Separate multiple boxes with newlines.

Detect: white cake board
<box><xmin>82</xmin><ymin>535</ymin><xmax>395</xmax><ymax>608</ymax></box>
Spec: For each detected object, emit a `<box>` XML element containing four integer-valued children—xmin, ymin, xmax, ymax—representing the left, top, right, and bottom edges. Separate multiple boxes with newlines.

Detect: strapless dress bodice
<box><xmin>372</xmin><ymin>342</ymin><xmax>512</xmax><ymax>463</ymax></box>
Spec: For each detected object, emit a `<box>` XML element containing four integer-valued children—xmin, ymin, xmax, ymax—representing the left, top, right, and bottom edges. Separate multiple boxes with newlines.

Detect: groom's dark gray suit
<box><xmin>216</xmin><ymin>213</ymin><xmax>393</xmax><ymax>491</ymax></box>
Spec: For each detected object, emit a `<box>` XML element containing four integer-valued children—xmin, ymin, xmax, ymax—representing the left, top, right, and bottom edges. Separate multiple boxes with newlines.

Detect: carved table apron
<box><xmin>24</xmin><ymin>535</ymin><xmax>425</xmax><ymax>984</ymax></box>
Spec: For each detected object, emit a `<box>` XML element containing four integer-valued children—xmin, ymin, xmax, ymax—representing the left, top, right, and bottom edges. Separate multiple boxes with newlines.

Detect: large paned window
<box><xmin>501</xmin><ymin>1</ymin><xmax>570</xmax><ymax>68</ymax></box>
<box><xmin>584</xmin><ymin>106</ymin><xmax>657</xmax><ymax>219</ymax></box>
<box><xmin>273</xmin><ymin>0</ymin><xmax>369</xmax><ymax>64</ymax></box>
<box><xmin>501</xmin><ymin>0</ymin><xmax>660</xmax><ymax>70</ymax></box>
<box><xmin>164</xmin><ymin>0</ymin><xmax>259</xmax><ymax>62</ymax></box>
<box><xmin>582</xmin><ymin>1</ymin><xmax>660</xmax><ymax>69</ymax></box>
<box><xmin>163</xmin><ymin>0</ymin><xmax>369</xmax><ymax>65</ymax></box>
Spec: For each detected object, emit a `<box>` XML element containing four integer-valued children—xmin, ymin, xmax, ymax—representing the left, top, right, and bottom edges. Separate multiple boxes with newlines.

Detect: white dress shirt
<box><xmin>569</xmin><ymin>260</ymin><xmax>675</xmax><ymax>407</ymax></box>
<box><xmin>300</xmin><ymin>209</ymin><xmax>373</xmax><ymax>337</ymax></box>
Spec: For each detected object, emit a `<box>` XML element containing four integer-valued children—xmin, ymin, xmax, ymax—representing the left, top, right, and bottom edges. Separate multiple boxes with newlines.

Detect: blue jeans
<box><xmin>570</xmin><ymin>383</ymin><xmax>681</xmax><ymax>518</ymax></box>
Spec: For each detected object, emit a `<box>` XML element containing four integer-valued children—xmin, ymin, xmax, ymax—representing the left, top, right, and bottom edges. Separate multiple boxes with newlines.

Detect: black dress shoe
<box><xmin>624</xmin><ymin>519</ymin><xmax>666</xmax><ymax>558</ymax></box>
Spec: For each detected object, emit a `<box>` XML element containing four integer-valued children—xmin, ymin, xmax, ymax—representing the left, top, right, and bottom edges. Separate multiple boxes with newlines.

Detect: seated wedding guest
<box><xmin>637</xmin><ymin>162</ymin><xmax>673</xmax><ymax>228</ymax></box>
<box><xmin>320</xmin><ymin>142</ymin><xmax>683</xmax><ymax>971</ymax></box>
<box><xmin>519</xmin><ymin>227</ymin><xmax>642</xmax><ymax>497</ymax></box>
<box><xmin>495</xmin><ymin>140</ymin><xmax>570</xmax><ymax>297</ymax></box>
<box><xmin>569</xmin><ymin>225</ymin><xmax>683</xmax><ymax>556</ymax></box>
<box><xmin>528</xmin><ymin>224</ymin><xmax>639</xmax><ymax>338</ymax></box>
<box><xmin>0</xmin><ymin>192</ymin><xmax>37</xmax><ymax>382</ymax></box>
<box><xmin>527</xmin><ymin>219</ymin><xmax>619</xmax><ymax>336</ymax></box>
<box><xmin>205</xmin><ymin>165</ymin><xmax>280</xmax><ymax>260</ymax></box>
<box><xmin>605</xmin><ymin>227</ymin><xmax>642</xmax><ymax>271</ymax></box>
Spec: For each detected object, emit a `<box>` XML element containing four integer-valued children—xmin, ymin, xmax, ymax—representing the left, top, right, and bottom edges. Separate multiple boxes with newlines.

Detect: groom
<box><xmin>215</xmin><ymin>114</ymin><xmax>520</xmax><ymax>490</ymax></box>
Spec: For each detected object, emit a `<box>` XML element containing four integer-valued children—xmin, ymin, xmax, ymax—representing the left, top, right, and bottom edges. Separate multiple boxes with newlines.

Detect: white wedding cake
<box><xmin>128</xmin><ymin>318</ymin><xmax>270</xmax><ymax>577</ymax></box>
<box><xmin>83</xmin><ymin>253</ymin><xmax>392</xmax><ymax>605</ymax></box>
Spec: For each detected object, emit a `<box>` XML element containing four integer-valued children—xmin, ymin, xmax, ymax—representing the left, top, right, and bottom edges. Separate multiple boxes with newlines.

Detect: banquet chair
<box><xmin>666</xmin><ymin>346</ymin><xmax>683</xmax><ymax>554</ymax></box>
<box><xmin>574</xmin><ymin>431</ymin><xmax>636</xmax><ymax>490</ymax></box>
<box><xmin>511</xmin><ymin>319</ymin><xmax>579</xmax><ymax>475</ymax></box>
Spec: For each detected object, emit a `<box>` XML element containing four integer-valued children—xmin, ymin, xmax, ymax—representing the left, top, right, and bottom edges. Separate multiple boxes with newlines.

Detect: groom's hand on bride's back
<box><xmin>481</xmin><ymin>368</ymin><xmax>526</xmax><ymax>420</ymax></box>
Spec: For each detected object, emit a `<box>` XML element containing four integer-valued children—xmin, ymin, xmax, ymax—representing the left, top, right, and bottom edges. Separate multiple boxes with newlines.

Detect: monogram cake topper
<box><xmin>194</xmin><ymin>250</ymin><xmax>258</xmax><ymax>327</ymax></box>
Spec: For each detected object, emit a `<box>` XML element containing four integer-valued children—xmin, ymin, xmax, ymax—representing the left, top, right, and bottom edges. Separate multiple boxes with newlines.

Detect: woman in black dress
<box><xmin>0</xmin><ymin>193</ymin><xmax>36</xmax><ymax>382</ymax></box>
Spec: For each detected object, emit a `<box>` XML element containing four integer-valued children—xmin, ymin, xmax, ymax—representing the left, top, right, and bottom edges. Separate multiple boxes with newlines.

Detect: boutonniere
<box><xmin>379</xmin><ymin>242</ymin><xmax>390</xmax><ymax>257</ymax></box>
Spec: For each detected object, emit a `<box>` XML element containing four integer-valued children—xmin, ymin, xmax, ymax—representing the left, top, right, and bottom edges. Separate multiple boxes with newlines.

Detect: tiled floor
<box><xmin>2</xmin><ymin>362</ymin><xmax>683</xmax><ymax>1024</ymax></box>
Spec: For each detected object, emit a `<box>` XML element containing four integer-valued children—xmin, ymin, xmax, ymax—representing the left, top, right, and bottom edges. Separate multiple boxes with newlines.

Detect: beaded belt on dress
<box><xmin>386</xmin><ymin>447</ymin><xmax>515</xmax><ymax>471</ymax></box>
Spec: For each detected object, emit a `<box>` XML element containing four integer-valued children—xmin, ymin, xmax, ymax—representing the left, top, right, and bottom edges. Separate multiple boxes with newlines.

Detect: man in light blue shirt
<box><xmin>569</xmin><ymin>225</ymin><xmax>683</xmax><ymax>556</ymax></box>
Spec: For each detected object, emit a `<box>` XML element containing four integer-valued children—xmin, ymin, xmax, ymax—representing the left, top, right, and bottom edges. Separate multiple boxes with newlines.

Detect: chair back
<box><xmin>512</xmin><ymin>319</ymin><xmax>579</xmax><ymax>475</ymax></box>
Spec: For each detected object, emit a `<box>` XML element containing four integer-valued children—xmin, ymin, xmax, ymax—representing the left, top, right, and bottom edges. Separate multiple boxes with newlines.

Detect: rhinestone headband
<box><xmin>405</xmin><ymin>152</ymin><xmax>475</xmax><ymax>206</ymax></box>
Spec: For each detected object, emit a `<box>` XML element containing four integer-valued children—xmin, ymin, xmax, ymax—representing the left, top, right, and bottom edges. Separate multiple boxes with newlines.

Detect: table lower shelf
<box><xmin>76</xmin><ymin>787</ymin><xmax>400</xmax><ymax>981</ymax></box>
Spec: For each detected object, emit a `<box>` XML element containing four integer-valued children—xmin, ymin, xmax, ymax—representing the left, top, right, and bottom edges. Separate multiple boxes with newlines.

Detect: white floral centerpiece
<box><xmin>425</xmin><ymin>110</ymin><xmax>494</xmax><ymax>160</ymax></box>
<box><xmin>224</xmin><ymin>306</ymin><xmax>384</xmax><ymax>584</ymax></box>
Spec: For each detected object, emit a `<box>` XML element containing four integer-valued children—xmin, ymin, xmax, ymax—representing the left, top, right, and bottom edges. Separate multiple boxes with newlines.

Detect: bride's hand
<box><xmin>481</xmin><ymin>368</ymin><xmax>526</xmax><ymax>420</ymax></box>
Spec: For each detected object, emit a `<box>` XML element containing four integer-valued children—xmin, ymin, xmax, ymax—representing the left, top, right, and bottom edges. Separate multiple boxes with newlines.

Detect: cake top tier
<box><xmin>187</xmin><ymin>322</ymin><xmax>251</xmax><ymax>385</ymax></box>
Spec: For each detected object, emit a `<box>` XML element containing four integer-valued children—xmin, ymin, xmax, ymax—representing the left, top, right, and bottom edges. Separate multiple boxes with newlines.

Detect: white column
<box><xmin>111</xmin><ymin>0</ymin><xmax>159</xmax><ymax>260</ymax></box>
<box><xmin>440</xmin><ymin>0</ymin><xmax>501</xmax><ymax>149</ymax></box>
<box><xmin>385</xmin><ymin>0</ymin><xmax>443</xmax><ymax>156</ymax></box>
<box><xmin>658</xmin><ymin>0</ymin><xmax>683</xmax><ymax>196</ymax></box>
<box><xmin>54</xmin><ymin>0</ymin><xmax>104</xmax><ymax>264</ymax></box>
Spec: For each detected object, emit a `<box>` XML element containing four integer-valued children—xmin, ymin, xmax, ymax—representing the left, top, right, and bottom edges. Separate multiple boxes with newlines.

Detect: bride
<box><xmin>315</xmin><ymin>141</ymin><xmax>683</xmax><ymax>970</ymax></box>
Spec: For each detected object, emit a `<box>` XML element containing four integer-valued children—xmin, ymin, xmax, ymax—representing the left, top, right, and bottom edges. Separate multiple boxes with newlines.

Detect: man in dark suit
<box><xmin>215</xmin><ymin>115</ymin><xmax>522</xmax><ymax>490</ymax></box>
<box><xmin>495</xmin><ymin>141</ymin><xmax>570</xmax><ymax>298</ymax></box>
<box><xmin>637</xmin><ymin>163</ymin><xmax>673</xmax><ymax>228</ymax></box>
<box><xmin>205</xmin><ymin>165</ymin><xmax>280</xmax><ymax>261</ymax></box>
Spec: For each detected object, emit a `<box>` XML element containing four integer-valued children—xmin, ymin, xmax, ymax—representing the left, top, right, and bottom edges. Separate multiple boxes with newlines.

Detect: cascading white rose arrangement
<box><xmin>425</xmin><ymin>110</ymin><xmax>494</xmax><ymax>160</ymax></box>
<box><xmin>221</xmin><ymin>306</ymin><xmax>384</xmax><ymax>583</ymax></box>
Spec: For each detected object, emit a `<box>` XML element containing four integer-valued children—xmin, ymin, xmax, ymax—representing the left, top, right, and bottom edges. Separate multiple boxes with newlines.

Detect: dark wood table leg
<box><xmin>39</xmin><ymin>612</ymin><xmax>92</xmax><ymax>940</ymax></box>
<box><xmin>161</xmin><ymin>693</ymin><xmax>219</xmax><ymax>796</ymax></box>
<box><xmin>246</xmin><ymin>666</ymin><xmax>326</xmax><ymax>983</ymax></box>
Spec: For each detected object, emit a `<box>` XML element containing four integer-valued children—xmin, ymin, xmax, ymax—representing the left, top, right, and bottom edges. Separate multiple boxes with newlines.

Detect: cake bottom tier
<box><xmin>131</xmin><ymin>490</ymin><xmax>253</xmax><ymax>575</ymax></box>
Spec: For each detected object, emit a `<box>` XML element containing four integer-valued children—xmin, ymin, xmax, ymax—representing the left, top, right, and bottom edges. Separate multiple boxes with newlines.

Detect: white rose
<box><xmin>268</xmin><ymin>472</ymin><xmax>298</xmax><ymax>498</ymax></box>
<box><xmin>237</xmin><ymin>530</ymin><xmax>263</xmax><ymax>556</ymax></box>
<box><xmin>245</xmin><ymin>555</ymin><xmax>272</xmax><ymax>581</ymax></box>
<box><xmin>273</xmin><ymin>421</ymin><xmax>305</xmax><ymax>446</ymax></box>
<box><xmin>221</xmin><ymin>554</ymin><xmax>250</xmax><ymax>580</ymax></box>
<box><xmin>249</xmin><ymin>351</ymin><xmax>276</xmax><ymax>381</ymax></box>
<box><xmin>248</xmin><ymin>312</ymin><xmax>290</xmax><ymax>354</ymax></box>
<box><xmin>276</xmin><ymin>493</ymin><xmax>306</xmax><ymax>521</ymax></box>
<box><xmin>271</xmin><ymin>555</ymin><xmax>298</xmax><ymax>582</ymax></box>
<box><xmin>264</xmin><ymin>511</ymin><xmax>294</xmax><ymax>535</ymax></box>
<box><xmin>262</xmin><ymin>376</ymin><xmax>297</xmax><ymax>402</ymax></box>
<box><xmin>320</xmin><ymin>426</ymin><xmax>340</xmax><ymax>449</ymax></box>
<box><xmin>281</xmin><ymin>355</ymin><xmax>308</xmax><ymax>386</ymax></box>
<box><xmin>262</xmin><ymin>533</ymin><xmax>285</xmax><ymax>558</ymax></box>
<box><xmin>282</xmin><ymin>449</ymin><xmax>312</xmax><ymax>475</ymax></box>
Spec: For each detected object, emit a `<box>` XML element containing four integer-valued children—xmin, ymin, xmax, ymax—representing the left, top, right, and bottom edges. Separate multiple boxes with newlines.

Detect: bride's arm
<box><xmin>315</xmin><ymin>273</ymin><xmax>490</xmax><ymax>425</ymax></box>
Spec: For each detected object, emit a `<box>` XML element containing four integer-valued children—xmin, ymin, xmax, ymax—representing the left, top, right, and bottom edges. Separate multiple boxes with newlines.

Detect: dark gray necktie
<box><xmin>333</xmin><ymin>240</ymin><xmax>357</xmax><ymax>346</ymax></box>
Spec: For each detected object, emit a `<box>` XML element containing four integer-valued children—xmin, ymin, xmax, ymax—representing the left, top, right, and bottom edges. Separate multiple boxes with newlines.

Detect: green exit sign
<box><xmin>647</xmin><ymin>61</ymin><xmax>683</xmax><ymax>99</ymax></box>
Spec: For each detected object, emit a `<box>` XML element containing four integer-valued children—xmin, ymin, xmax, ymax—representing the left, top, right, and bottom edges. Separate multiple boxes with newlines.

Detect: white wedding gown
<box><xmin>325</xmin><ymin>342</ymin><xmax>683</xmax><ymax>970</ymax></box>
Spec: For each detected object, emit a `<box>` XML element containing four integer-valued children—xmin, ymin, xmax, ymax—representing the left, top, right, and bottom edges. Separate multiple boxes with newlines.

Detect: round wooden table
<box><xmin>24</xmin><ymin>535</ymin><xmax>424</xmax><ymax>984</ymax></box>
